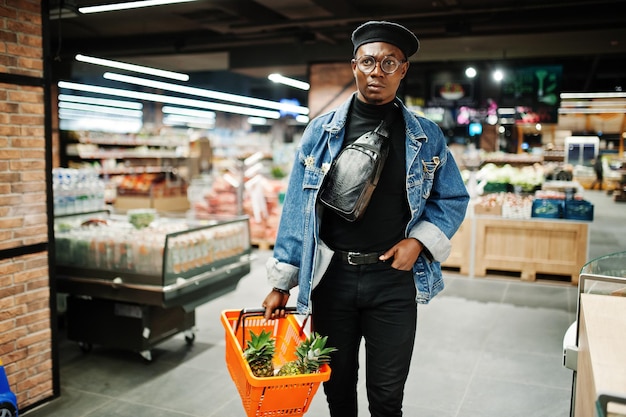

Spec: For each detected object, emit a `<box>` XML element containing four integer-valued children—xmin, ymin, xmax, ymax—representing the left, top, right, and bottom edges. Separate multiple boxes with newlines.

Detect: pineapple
<box><xmin>277</xmin><ymin>332</ymin><xmax>337</xmax><ymax>376</ymax></box>
<box><xmin>243</xmin><ymin>329</ymin><xmax>276</xmax><ymax>377</ymax></box>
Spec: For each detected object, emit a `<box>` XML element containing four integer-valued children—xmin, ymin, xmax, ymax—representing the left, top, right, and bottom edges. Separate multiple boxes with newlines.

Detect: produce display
<box><xmin>190</xmin><ymin>175</ymin><xmax>285</xmax><ymax>244</ymax></box>
<box><xmin>474</xmin><ymin>189</ymin><xmax>593</xmax><ymax>221</ymax></box>
<box><xmin>475</xmin><ymin>163</ymin><xmax>545</xmax><ymax>193</ymax></box>
<box><xmin>501</xmin><ymin>193</ymin><xmax>534</xmax><ymax>219</ymax></box>
<box><xmin>115</xmin><ymin>172</ymin><xmax>187</xmax><ymax>198</ymax></box>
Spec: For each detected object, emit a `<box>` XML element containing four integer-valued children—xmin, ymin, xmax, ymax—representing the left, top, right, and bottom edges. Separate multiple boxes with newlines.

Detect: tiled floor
<box><xmin>24</xmin><ymin>190</ymin><xmax>625</xmax><ymax>417</ymax></box>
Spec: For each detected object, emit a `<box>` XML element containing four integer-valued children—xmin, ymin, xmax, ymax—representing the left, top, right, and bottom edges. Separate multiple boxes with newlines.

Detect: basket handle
<box><xmin>235</xmin><ymin>307</ymin><xmax>309</xmax><ymax>349</ymax></box>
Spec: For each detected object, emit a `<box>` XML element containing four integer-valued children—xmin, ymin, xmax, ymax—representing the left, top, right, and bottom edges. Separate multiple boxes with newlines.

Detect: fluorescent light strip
<box><xmin>59</xmin><ymin>109</ymin><xmax>141</xmax><ymax>122</ymax></box>
<box><xmin>247</xmin><ymin>117</ymin><xmax>267</xmax><ymax>126</ymax></box>
<box><xmin>58</xmin><ymin>80</ymin><xmax>281</xmax><ymax>119</ymax></box>
<box><xmin>59</xmin><ymin>94</ymin><xmax>143</xmax><ymax>109</ymax></box>
<box><xmin>59</xmin><ymin>101</ymin><xmax>144</xmax><ymax>117</ymax></box>
<box><xmin>60</xmin><ymin>115</ymin><xmax>142</xmax><ymax>134</ymax></box>
<box><xmin>162</xmin><ymin>106</ymin><xmax>216</xmax><ymax>119</ymax></box>
<box><xmin>79</xmin><ymin>0</ymin><xmax>196</xmax><ymax>14</ymax></box>
<box><xmin>268</xmin><ymin>73</ymin><xmax>310</xmax><ymax>91</ymax></box>
<box><xmin>76</xmin><ymin>54</ymin><xmax>189</xmax><ymax>81</ymax></box>
<box><xmin>561</xmin><ymin>92</ymin><xmax>626</xmax><ymax>99</ymax></box>
<box><xmin>561</xmin><ymin>101</ymin><xmax>626</xmax><ymax>107</ymax></box>
<box><xmin>163</xmin><ymin>114</ymin><xmax>215</xmax><ymax>126</ymax></box>
<box><xmin>103</xmin><ymin>72</ymin><xmax>309</xmax><ymax>115</ymax></box>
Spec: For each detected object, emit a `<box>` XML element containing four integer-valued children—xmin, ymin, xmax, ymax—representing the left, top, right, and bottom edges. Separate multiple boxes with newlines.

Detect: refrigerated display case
<box><xmin>563</xmin><ymin>251</ymin><xmax>626</xmax><ymax>417</ymax></box>
<box><xmin>54</xmin><ymin>210</ymin><xmax>252</xmax><ymax>360</ymax></box>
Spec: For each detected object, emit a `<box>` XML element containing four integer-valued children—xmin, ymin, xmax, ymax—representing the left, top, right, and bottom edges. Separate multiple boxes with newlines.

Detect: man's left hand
<box><xmin>379</xmin><ymin>238</ymin><xmax>423</xmax><ymax>270</ymax></box>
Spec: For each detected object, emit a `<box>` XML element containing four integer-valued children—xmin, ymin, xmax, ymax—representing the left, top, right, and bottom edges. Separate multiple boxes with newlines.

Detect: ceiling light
<box><xmin>162</xmin><ymin>106</ymin><xmax>216</xmax><ymax>119</ymax></box>
<box><xmin>59</xmin><ymin>109</ymin><xmax>141</xmax><ymax>121</ymax></box>
<box><xmin>295</xmin><ymin>115</ymin><xmax>309</xmax><ymax>124</ymax></box>
<box><xmin>79</xmin><ymin>0</ymin><xmax>197</xmax><ymax>14</ymax></box>
<box><xmin>560</xmin><ymin>92</ymin><xmax>626</xmax><ymax>99</ymax></box>
<box><xmin>268</xmin><ymin>73</ymin><xmax>310</xmax><ymax>91</ymax></box>
<box><xmin>76</xmin><ymin>54</ymin><xmax>189</xmax><ymax>81</ymax></box>
<box><xmin>58</xmin><ymin>80</ymin><xmax>282</xmax><ymax>119</ymax></box>
<box><xmin>162</xmin><ymin>114</ymin><xmax>215</xmax><ymax>128</ymax></box>
<box><xmin>464</xmin><ymin>67</ymin><xmax>477</xmax><ymax>78</ymax></box>
<box><xmin>248</xmin><ymin>117</ymin><xmax>267</xmax><ymax>126</ymax></box>
<box><xmin>58</xmin><ymin>101</ymin><xmax>143</xmax><ymax>118</ymax></box>
<box><xmin>492</xmin><ymin>69</ymin><xmax>504</xmax><ymax>82</ymax></box>
<box><xmin>59</xmin><ymin>114</ymin><xmax>142</xmax><ymax>134</ymax></box>
<box><xmin>58</xmin><ymin>94</ymin><xmax>143</xmax><ymax>109</ymax></box>
<box><xmin>104</xmin><ymin>72</ymin><xmax>309</xmax><ymax>115</ymax></box>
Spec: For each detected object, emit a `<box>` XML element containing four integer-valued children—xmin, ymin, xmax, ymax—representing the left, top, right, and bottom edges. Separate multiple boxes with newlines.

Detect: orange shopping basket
<box><xmin>220</xmin><ymin>308</ymin><xmax>331</xmax><ymax>417</ymax></box>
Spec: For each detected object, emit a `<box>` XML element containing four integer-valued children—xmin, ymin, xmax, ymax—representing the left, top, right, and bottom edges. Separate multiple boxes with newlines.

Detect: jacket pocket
<box><xmin>303</xmin><ymin>165</ymin><xmax>324</xmax><ymax>190</ymax></box>
<box><xmin>420</xmin><ymin>156</ymin><xmax>440</xmax><ymax>198</ymax></box>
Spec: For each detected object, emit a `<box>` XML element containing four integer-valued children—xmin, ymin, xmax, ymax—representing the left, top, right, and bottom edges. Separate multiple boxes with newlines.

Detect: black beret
<box><xmin>351</xmin><ymin>21</ymin><xmax>420</xmax><ymax>59</ymax></box>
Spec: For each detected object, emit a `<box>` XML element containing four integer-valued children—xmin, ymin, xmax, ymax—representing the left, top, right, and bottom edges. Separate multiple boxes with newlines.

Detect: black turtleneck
<box><xmin>319</xmin><ymin>97</ymin><xmax>410</xmax><ymax>252</ymax></box>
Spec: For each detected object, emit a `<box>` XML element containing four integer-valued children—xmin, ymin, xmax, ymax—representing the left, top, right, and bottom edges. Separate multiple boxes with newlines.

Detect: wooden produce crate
<box><xmin>473</xmin><ymin>217</ymin><xmax>588</xmax><ymax>284</ymax></box>
<box><xmin>441</xmin><ymin>217</ymin><xmax>471</xmax><ymax>275</ymax></box>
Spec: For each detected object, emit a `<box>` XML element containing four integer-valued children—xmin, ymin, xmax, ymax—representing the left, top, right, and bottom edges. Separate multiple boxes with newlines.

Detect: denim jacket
<box><xmin>267</xmin><ymin>93</ymin><xmax>469</xmax><ymax>314</ymax></box>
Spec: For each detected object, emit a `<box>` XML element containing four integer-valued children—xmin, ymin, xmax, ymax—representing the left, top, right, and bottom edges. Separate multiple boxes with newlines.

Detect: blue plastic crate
<box><xmin>563</xmin><ymin>200</ymin><xmax>594</xmax><ymax>221</ymax></box>
<box><xmin>531</xmin><ymin>199</ymin><xmax>563</xmax><ymax>219</ymax></box>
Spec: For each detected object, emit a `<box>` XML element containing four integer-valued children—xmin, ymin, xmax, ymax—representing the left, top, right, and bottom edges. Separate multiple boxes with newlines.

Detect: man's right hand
<box><xmin>262</xmin><ymin>290</ymin><xmax>290</xmax><ymax>320</ymax></box>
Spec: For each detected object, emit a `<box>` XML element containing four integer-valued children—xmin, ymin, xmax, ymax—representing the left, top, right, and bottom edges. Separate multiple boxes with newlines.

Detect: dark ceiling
<box><xmin>47</xmin><ymin>0</ymin><xmax>626</xmax><ymax>95</ymax></box>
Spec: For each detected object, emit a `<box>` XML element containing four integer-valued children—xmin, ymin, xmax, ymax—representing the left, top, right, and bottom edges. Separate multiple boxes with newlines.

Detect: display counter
<box><xmin>54</xmin><ymin>210</ymin><xmax>252</xmax><ymax>360</ymax></box>
<box><xmin>576</xmin><ymin>294</ymin><xmax>626</xmax><ymax>417</ymax></box>
<box><xmin>569</xmin><ymin>251</ymin><xmax>626</xmax><ymax>417</ymax></box>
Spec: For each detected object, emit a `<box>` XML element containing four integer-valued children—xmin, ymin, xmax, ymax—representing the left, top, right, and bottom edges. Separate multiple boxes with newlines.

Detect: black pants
<box><xmin>311</xmin><ymin>257</ymin><xmax>417</xmax><ymax>417</ymax></box>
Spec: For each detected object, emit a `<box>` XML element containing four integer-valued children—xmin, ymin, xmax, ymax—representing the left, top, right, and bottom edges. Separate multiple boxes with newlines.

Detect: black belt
<box><xmin>336</xmin><ymin>250</ymin><xmax>383</xmax><ymax>265</ymax></box>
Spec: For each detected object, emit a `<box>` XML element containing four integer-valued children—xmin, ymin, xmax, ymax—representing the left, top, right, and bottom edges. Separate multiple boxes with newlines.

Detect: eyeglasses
<box><xmin>352</xmin><ymin>55</ymin><xmax>406</xmax><ymax>75</ymax></box>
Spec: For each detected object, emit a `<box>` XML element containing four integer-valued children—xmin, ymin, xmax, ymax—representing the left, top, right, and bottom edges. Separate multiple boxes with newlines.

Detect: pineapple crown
<box><xmin>295</xmin><ymin>332</ymin><xmax>337</xmax><ymax>373</ymax></box>
<box><xmin>243</xmin><ymin>329</ymin><xmax>276</xmax><ymax>363</ymax></box>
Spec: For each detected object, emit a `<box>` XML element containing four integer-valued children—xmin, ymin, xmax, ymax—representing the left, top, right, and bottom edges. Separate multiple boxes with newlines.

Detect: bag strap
<box><xmin>373</xmin><ymin>101</ymin><xmax>399</xmax><ymax>138</ymax></box>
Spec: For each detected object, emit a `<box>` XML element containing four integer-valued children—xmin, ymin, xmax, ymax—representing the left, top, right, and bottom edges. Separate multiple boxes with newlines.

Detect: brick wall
<box><xmin>0</xmin><ymin>0</ymin><xmax>54</xmax><ymax>411</ymax></box>
<box><xmin>0</xmin><ymin>0</ymin><xmax>44</xmax><ymax>77</ymax></box>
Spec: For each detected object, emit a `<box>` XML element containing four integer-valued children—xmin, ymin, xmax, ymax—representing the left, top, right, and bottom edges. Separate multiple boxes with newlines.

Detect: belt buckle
<box><xmin>347</xmin><ymin>251</ymin><xmax>361</xmax><ymax>265</ymax></box>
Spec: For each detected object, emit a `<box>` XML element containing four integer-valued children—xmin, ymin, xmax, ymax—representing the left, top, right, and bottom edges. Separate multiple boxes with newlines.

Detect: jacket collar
<box><xmin>322</xmin><ymin>92</ymin><xmax>428</xmax><ymax>144</ymax></box>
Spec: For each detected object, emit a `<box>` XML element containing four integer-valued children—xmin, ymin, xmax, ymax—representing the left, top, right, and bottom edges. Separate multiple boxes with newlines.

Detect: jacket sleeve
<box><xmin>265</xmin><ymin>145</ymin><xmax>307</xmax><ymax>290</ymax></box>
<box><xmin>408</xmin><ymin>125</ymin><xmax>470</xmax><ymax>262</ymax></box>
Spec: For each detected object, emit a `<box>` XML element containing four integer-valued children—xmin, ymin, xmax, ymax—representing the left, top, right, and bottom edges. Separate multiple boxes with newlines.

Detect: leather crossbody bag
<box><xmin>318</xmin><ymin>107</ymin><xmax>397</xmax><ymax>222</ymax></box>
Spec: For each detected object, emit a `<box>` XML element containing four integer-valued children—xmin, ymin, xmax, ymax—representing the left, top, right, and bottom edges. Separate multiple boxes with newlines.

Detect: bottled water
<box><xmin>52</xmin><ymin>167</ymin><xmax>107</xmax><ymax>215</ymax></box>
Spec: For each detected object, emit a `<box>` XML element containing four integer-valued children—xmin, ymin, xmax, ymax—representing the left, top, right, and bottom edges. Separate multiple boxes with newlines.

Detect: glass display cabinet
<box><xmin>54</xmin><ymin>210</ymin><xmax>252</xmax><ymax>361</ymax></box>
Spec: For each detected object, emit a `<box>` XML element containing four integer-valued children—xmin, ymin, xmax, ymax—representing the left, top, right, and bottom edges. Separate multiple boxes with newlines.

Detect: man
<box><xmin>262</xmin><ymin>21</ymin><xmax>469</xmax><ymax>417</ymax></box>
<box><xmin>591</xmin><ymin>156</ymin><xmax>603</xmax><ymax>190</ymax></box>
